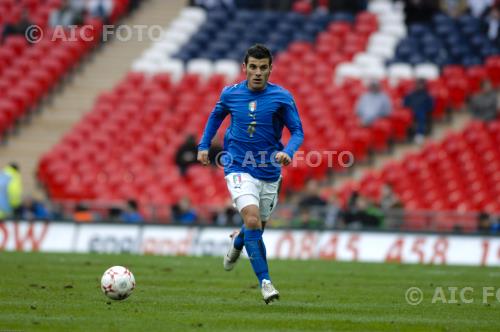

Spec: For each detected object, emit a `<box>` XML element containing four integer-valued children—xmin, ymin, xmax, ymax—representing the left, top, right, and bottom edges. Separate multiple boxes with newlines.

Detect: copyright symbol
<box><xmin>405</xmin><ymin>287</ymin><xmax>423</xmax><ymax>305</ymax></box>
<box><xmin>215</xmin><ymin>151</ymin><xmax>233</xmax><ymax>169</ymax></box>
<box><xmin>25</xmin><ymin>25</ymin><xmax>43</xmax><ymax>43</ymax></box>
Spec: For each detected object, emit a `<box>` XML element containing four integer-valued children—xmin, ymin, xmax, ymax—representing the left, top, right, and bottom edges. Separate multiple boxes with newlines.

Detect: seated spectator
<box><xmin>298</xmin><ymin>179</ymin><xmax>327</xmax><ymax>209</ymax></box>
<box><xmin>441</xmin><ymin>0</ymin><xmax>468</xmax><ymax>17</ymax></box>
<box><xmin>212</xmin><ymin>204</ymin><xmax>243</xmax><ymax>226</ymax></box>
<box><xmin>484</xmin><ymin>3</ymin><xmax>500</xmax><ymax>46</ymax></box>
<box><xmin>469</xmin><ymin>80</ymin><xmax>499</xmax><ymax>121</ymax></box>
<box><xmin>175</xmin><ymin>134</ymin><xmax>198</xmax><ymax>176</ymax></box>
<box><xmin>355</xmin><ymin>81</ymin><xmax>392</xmax><ymax>126</ymax></box>
<box><xmin>380</xmin><ymin>184</ymin><xmax>403</xmax><ymax>228</ymax></box>
<box><xmin>324</xmin><ymin>194</ymin><xmax>343</xmax><ymax>229</ymax></box>
<box><xmin>18</xmin><ymin>196</ymin><xmax>51</xmax><ymax>221</ymax></box>
<box><xmin>404</xmin><ymin>79</ymin><xmax>434</xmax><ymax>144</ymax></box>
<box><xmin>172</xmin><ymin>197</ymin><xmax>197</xmax><ymax>224</ymax></box>
<box><xmin>343</xmin><ymin>192</ymin><xmax>383</xmax><ymax>228</ymax></box>
<box><xmin>73</xmin><ymin>203</ymin><xmax>94</xmax><ymax>222</ymax></box>
<box><xmin>50</xmin><ymin>0</ymin><xmax>84</xmax><ymax>28</ymax></box>
<box><xmin>327</xmin><ymin>0</ymin><xmax>367</xmax><ymax>14</ymax></box>
<box><xmin>467</xmin><ymin>0</ymin><xmax>493</xmax><ymax>17</ymax></box>
<box><xmin>404</xmin><ymin>0</ymin><xmax>440</xmax><ymax>25</ymax></box>
<box><xmin>477</xmin><ymin>212</ymin><xmax>492</xmax><ymax>233</ymax></box>
<box><xmin>380</xmin><ymin>184</ymin><xmax>403</xmax><ymax>211</ymax></box>
<box><xmin>1</xmin><ymin>10</ymin><xmax>33</xmax><ymax>44</ymax></box>
<box><xmin>0</xmin><ymin>162</ymin><xmax>22</xmax><ymax>219</ymax></box>
<box><xmin>121</xmin><ymin>199</ymin><xmax>144</xmax><ymax>223</ymax></box>
<box><xmin>291</xmin><ymin>208</ymin><xmax>324</xmax><ymax>229</ymax></box>
<box><xmin>86</xmin><ymin>0</ymin><xmax>114</xmax><ymax>22</ymax></box>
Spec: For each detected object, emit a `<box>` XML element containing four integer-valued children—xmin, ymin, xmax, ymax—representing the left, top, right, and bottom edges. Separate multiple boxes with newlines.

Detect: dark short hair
<box><xmin>8</xmin><ymin>162</ymin><xmax>19</xmax><ymax>171</ymax></box>
<box><xmin>244</xmin><ymin>44</ymin><xmax>272</xmax><ymax>65</ymax></box>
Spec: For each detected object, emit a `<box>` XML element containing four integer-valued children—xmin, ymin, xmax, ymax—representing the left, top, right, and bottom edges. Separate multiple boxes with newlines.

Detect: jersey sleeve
<box><xmin>198</xmin><ymin>87</ymin><xmax>230</xmax><ymax>151</ymax></box>
<box><xmin>282</xmin><ymin>93</ymin><xmax>304</xmax><ymax>158</ymax></box>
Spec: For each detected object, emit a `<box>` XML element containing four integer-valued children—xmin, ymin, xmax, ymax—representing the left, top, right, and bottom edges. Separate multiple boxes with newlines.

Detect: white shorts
<box><xmin>225</xmin><ymin>173</ymin><xmax>282</xmax><ymax>222</ymax></box>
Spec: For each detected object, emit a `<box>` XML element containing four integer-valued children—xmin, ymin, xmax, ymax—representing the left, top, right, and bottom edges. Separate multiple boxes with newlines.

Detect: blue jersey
<box><xmin>198</xmin><ymin>80</ymin><xmax>304</xmax><ymax>182</ymax></box>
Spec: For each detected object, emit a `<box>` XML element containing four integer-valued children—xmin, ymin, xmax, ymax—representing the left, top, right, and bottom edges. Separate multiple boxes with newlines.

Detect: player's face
<box><xmin>243</xmin><ymin>57</ymin><xmax>272</xmax><ymax>91</ymax></box>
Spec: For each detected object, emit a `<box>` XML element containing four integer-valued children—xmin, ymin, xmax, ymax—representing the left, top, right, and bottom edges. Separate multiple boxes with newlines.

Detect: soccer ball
<box><xmin>100</xmin><ymin>266</ymin><xmax>135</xmax><ymax>300</ymax></box>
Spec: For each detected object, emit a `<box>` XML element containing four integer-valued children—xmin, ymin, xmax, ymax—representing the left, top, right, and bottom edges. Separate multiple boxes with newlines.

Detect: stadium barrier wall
<box><xmin>1</xmin><ymin>221</ymin><xmax>500</xmax><ymax>266</ymax></box>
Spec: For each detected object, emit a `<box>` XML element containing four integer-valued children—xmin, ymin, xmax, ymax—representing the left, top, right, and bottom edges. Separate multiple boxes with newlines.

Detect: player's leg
<box><xmin>239</xmin><ymin>204</ymin><xmax>272</xmax><ymax>282</ymax></box>
<box><xmin>223</xmin><ymin>173</ymin><xmax>258</xmax><ymax>271</ymax></box>
<box><xmin>255</xmin><ymin>177</ymin><xmax>282</xmax><ymax>303</ymax></box>
<box><xmin>232</xmin><ymin>218</ymin><xmax>267</xmax><ymax>252</ymax></box>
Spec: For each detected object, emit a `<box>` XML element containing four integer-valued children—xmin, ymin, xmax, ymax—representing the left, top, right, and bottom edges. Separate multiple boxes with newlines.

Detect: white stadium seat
<box><xmin>388</xmin><ymin>63</ymin><xmax>414</xmax><ymax>85</ymax></box>
<box><xmin>187</xmin><ymin>58</ymin><xmax>213</xmax><ymax>80</ymax></box>
<box><xmin>368</xmin><ymin>0</ymin><xmax>393</xmax><ymax>15</ymax></box>
<box><xmin>131</xmin><ymin>59</ymin><xmax>158</xmax><ymax>75</ymax></box>
<box><xmin>214</xmin><ymin>59</ymin><xmax>241</xmax><ymax>82</ymax></box>
<box><xmin>368</xmin><ymin>43</ymin><xmax>395</xmax><ymax>59</ymax></box>
<box><xmin>335</xmin><ymin>63</ymin><xmax>362</xmax><ymax>84</ymax></box>
<box><xmin>179</xmin><ymin>7</ymin><xmax>207</xmax><ymax>25</ymax></box>
<box><xmin>157</xmin><ymin>58</ymin><xmax>184</xmax><ymax>82</ymax></box>
<box><xmin>354</xmin><ymin>52</ymin><xmax>384</xmax><ymax>68</ymax></box>
<box><xmin>414</xmin><ymin>63</ymin><xmax>440</xmax><ymax>80</ymax></box>
<box><xmin>380</xmin><ymin>23</ymin><xmax>407</xmax><ymax>38</ymax></box>
<box><xmin>151</xmin><ymin>40</ymin><xmax>182</xmax><ymax>56</ymax></box>
<box><xmin>170</xmin><ymin>18</ymin><xmax>200</xmax><ymax>36</ymax></box>
<box><xmin>361</xmin><ymin>65</ymin><xmax>387</xmax><ymax>82</ymax></box>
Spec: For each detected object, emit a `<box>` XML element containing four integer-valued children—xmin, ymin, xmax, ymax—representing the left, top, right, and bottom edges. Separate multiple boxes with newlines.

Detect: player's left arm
<box><xmin>278</xmin><ymin>94</ymin><xmax>304</xmax><ymax>165</ymax></box>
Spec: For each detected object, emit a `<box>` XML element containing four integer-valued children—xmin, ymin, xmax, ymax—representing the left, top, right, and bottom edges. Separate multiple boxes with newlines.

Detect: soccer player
<box><xmin>197</xmin><ymin>44</ymin><xmax>304</xmax><ymax>304</ymax></box>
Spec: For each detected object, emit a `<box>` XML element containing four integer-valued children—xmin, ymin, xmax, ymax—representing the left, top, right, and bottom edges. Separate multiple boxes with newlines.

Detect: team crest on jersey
<box><xmin>233</xmin><ymin>174</ymin><xmax>242</xmax><ymax>188</ymax></box>
<box><xmin>248</xmin><ymin>101</ymin><xmax>257</xmax><ymax>112</ymax></box>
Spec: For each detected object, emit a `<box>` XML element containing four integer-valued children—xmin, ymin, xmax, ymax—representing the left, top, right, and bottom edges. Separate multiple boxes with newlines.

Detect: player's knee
<box><xmin>241</xmin><ymin>207</ymin><xmax>261</xmax><ymax>229</ymax></box>
<box><xmin>244</xmin><ymin>214</ymin><xmax>260</xmax><ymax>229</ymax></box>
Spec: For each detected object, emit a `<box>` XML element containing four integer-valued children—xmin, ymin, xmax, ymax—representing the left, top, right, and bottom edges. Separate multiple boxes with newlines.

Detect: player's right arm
<box><xmin>197</xmin><ymin>88</ymin><xmax>229</xmax><ymax>166</ymax></box>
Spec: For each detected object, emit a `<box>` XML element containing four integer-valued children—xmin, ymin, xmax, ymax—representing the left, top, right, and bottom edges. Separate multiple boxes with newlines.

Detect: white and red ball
<box><xmin>100</xmin><ymin>266</ymin><xmax>135</xmax><ymax>300</ymax></box>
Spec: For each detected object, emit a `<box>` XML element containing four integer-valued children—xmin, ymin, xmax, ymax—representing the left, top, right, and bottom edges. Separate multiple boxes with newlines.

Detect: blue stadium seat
<box><xmin>409</xmin><ymin>24</ymin><xmax>431</xmax><ymax>38</ymax></box>
<box><xmin>432</xmin><ymin>13</ymin><xmax>455</xmax><ymax>29</ymax></box>
<box><xmin>284</xmin><ymin>12</ymin><xmax>306</xmax><ymax>26</ymax></box>
<box><xmin>331</xmin><ymin>12</ymin><xmax>354</xmax><ymax>23</ymax></box>
<box><xmin>408</xmin><ymin>54</ymin><xmax>426</xmax><ymax>66</ymax></box>
<box><xmin>462</xmin><ymin>55</ymin><xmax>482</xmax><ymax>67</ymax></box>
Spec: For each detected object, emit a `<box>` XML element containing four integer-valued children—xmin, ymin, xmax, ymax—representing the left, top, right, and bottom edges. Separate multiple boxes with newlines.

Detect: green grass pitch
<box><xmin>1</xmin><ymin>251</ymin><xmax>500</xmax><ymax>331</ymax></box>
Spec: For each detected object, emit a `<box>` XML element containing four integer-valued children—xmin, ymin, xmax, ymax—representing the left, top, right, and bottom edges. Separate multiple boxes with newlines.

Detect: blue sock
<box><xmin>244</xmin><ymin>229</ymin><xmax>270</xmax><ymax>285</ymax></box>
<box><xmin>234</xmin><ymin>225</ymin><xmax>245</xmax><ymax>250</ymax></box>
<box><xmin>234</xmin><ymin>222</ymin><xmax>266</xmax><ymax>251</ymax></box>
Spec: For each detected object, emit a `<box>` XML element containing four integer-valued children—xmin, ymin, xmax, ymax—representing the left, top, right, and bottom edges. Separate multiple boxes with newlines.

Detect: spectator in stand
<box><xmin>86</xmin><ymin>0</ymin><xmax>114</xmax><ymax>23</ymax></box>
<box><xmin>477</xmin><ymin>211</ymin><xmax>492</xmax><ymax>233</ymax></box>
<box><xmin>213</xmin><ymin>203</ymin><xmax>243</xmax><ymax>226</ymax></box>
<box><xmin>327</xmin><ymin>0</ymin><xmax>367</xmax><ymax>14</ymax></box>
<box><xmin>404</xmin><ymin>78</ymin><xmax>434</xmax><ymax>145</ymax></box>
<box><xmin>172</xmin><ymin>197</ymin><xmax>198</xmax><ymax>224</ymax></box>
<box><xmin>440</xmin><ymin>0</ymin><xmax>468</xmax><ymax>17</ymax></box>
<box><xmin>18</xmin><ymin>196</ymin><xmax>51</xmax><ymax>221</ymax></box>
<box><xmin>469</xmin><ymin>80</ymin><xmax>499</xmax><ymax>121</ymax></box>
<box><xmin>468</xmin><ymin>0</ymin><xmax>493</xmax><ymax>17</ymax></box>
<box><xmin>324</xmin><ymin>194</ymin><xmax>343</xmax><ymax>229</ymax></box>
<box><xmin>73</xmin><ymin>203</ymin><xmax>94</xmax><ymax>222</ymax></box>
<box><xmin>175</xmin><ymin>134</ymin><xmax>198</xmax><ymax>176</ymax></box>
<box><xmin>343</xmin><ymin>192</ymin><xmax>383</xmax><ymax>229</ymax></box>
<box><xmin>298</xmin><ymin>179</ymin><xmax>327</xmax><ymax>209</ymax></box>
<box><xmin>0</xmin><ymin>162</ymin><xmax>22</xmax><ymax>219</ymax></box>
<box><xmin>1</xmin><ymin>10</ymin><xmax>34</xmax><ymax>44</ymax></box>
<box><xmin>291</xmin><ymin>208</ymin><xmax>323</xmax><ymax>229</ymax></box>
<box><xmin>380</xmin><ymin>184</ymin><xmax>403</xmax><ymax>228</ymax></box>
<box><xmin>49</xmin><ymin>0</ymin><xmax>84</xmax><ymax>28</ymax></box>
<box><xmin>403</xmin><ymin>0</ymin><xmax>440</xmax><ymax>25</ymax></box>
<box><xmin>355</xmin><ymin>80</ymin><xmax>392</xmax><ymax>126</ymax></box>
<box><xmin>485</xmin><ymin>4</ymin><xmax>500</xmax><ymax>46</ymax></box>
<box><xmin>121</xmin><ymin>199</ymin><xmax>144</xmax><ymax>223</ymax></box>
